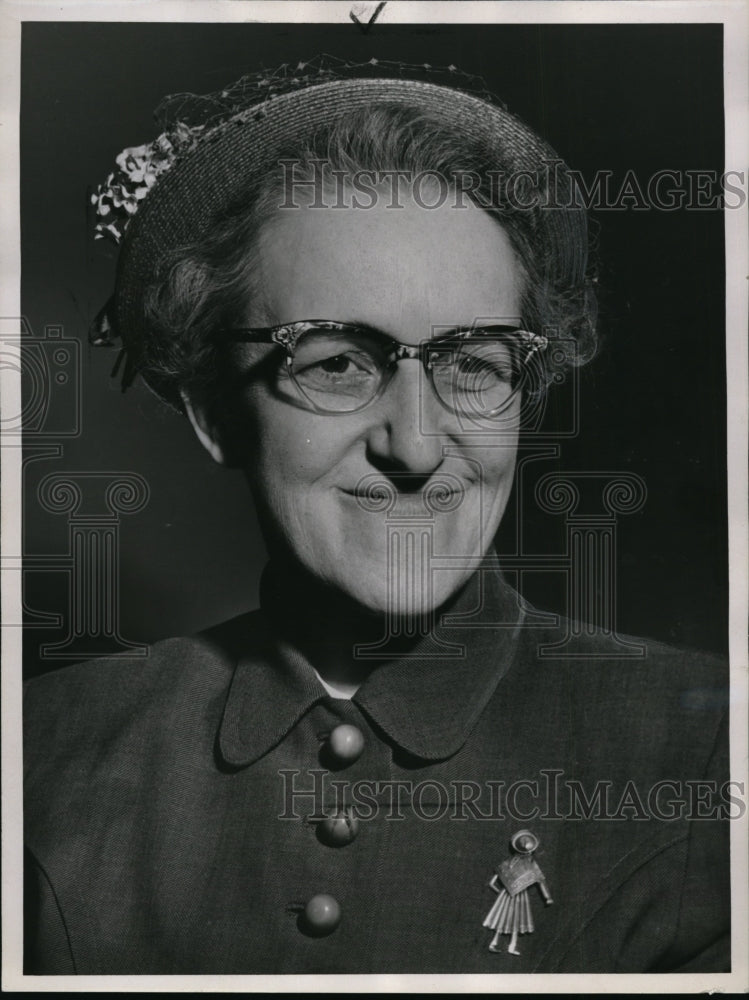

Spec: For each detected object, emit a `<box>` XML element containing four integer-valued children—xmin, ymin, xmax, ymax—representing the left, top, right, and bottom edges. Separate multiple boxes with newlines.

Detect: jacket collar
<box><xmin>218</xmin><ymin>558</ymin><xmax>525</xmax><ymax>767</ymax></box>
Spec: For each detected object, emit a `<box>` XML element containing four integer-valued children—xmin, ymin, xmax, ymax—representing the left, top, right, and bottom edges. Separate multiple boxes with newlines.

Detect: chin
<box><xmin>318</xmin><ymin>546</ymin><xmax>481</xmax><ymax>619</ymax></box>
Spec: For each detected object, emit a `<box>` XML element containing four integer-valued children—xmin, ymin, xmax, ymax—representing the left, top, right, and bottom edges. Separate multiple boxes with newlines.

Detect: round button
<box><xmin>303</xmin><ymin>894</ymin><xmax>341</xmax><ymax>936</ymax></box>
<box><xmin>318</xmin><ymin>810</ymin><xmax>359</xmax><ymax>847</ymax></box>
<box><xmin>327</xmin><ymin>724</ymin><xmax>365</xmax><ymax>765</ymax></box>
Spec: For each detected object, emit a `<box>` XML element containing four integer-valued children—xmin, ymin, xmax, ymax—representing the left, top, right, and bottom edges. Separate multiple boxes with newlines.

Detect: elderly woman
<box><xmin>23</xmin><ymin>59</ymin><xmax>729</xmax><ymax>974</ymax></box>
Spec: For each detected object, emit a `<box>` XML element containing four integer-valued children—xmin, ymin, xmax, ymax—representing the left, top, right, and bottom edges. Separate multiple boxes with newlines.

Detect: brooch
<box><xmin>483</xmin><ymin>829</ymin><xmax>553</xmax><ymax>955</ymax></box>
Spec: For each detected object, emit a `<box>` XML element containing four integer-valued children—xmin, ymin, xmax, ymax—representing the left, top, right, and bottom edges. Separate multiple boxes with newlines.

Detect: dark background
<box><xmin>20</xmin><ymin>21</ymin><xmax>727</xmax><ymax>677</ymax></box>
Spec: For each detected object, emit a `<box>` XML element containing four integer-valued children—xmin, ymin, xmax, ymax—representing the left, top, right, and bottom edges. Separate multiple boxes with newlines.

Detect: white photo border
<box><xmin>2</xmin><ymin>1</ymin><xmax>747</xmax><ymax>993</ymax></box>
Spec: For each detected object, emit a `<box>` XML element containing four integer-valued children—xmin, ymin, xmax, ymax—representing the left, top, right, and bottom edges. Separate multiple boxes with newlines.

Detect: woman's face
<box><xmin>191</xmin><ymin>186</ymin><xmax>525</xmax><ymax>615</ymax></box>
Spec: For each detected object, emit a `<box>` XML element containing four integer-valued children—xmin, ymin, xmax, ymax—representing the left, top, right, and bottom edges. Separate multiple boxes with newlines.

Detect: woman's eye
<box><xmin>429</xmin><ymin>345</ymin><xmax>514</xmax><ymax>384</ymax></box>
<box><xmin>456</xmin><ymin>355</ymin><xmax>513</xmax><ymax>383</ymax></box>
<box><xmin>319</xmin><ymin>354</ymin><xmax>357</xmax><ymax>374</ymax></box>
<box><xmin>294</xmin><ymin>349</ymin><xmax>379</xmax><ymax>384</ymax></box>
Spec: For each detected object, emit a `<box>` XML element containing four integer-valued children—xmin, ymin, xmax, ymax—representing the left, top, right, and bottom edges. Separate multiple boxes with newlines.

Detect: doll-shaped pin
<box><xmin>483</xmin><ymin>829</ymin><xmax>553</xmax><ymax>955</ymax></box>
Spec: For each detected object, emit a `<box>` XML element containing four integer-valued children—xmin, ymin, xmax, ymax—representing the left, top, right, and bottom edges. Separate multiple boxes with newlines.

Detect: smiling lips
<box><xmin>340</xmin><ymin>483</ymin><xmax>468</xmax><ymax>516</ymax></box>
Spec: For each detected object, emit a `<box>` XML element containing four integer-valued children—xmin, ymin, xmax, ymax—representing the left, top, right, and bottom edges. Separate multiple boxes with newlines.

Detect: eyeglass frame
<box><xmin>217</xmin><ymin>319</ymin><xmax>548</xmax><ymax>417</ymax></box>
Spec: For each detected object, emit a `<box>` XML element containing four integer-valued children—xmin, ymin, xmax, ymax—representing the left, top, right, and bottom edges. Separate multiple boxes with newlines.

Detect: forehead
<box><xmin>251</xmin><ymin>188</ymin><xmax>524</xmax><ymax>337</ymax></box>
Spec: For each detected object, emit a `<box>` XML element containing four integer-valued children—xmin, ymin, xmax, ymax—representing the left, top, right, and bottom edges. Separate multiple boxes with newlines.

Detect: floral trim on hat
<box><xmin>89</xmin><ymin>56</ymin><xmax>490</xmax><ymax>248</ymax></box>
<box><xmin>91</xmin><ymin>122</ymin><xmax>204</xmax><ymax>245</ymax></box>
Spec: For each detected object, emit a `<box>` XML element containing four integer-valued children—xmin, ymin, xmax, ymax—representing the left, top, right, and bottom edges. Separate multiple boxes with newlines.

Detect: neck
<box><xmin>259</xmin><ymin>559</ymin><xmax>465</xmax><ymax>695</ymax></box>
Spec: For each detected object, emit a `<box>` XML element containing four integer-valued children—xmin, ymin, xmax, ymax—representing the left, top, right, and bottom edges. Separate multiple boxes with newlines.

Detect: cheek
<box><xmin>465</xmin><ymin>434</ymin><xmax>519</xmax><ymax>487</ymax></box>
<box><xmin>471</xmin><ymin>439</ymin><xmax>519</xmax><ymax>525</ymax></box>
<box><xmin>238</xmin><ymin>394</ymin><xmax>354</xmax><ymax>504</ymax></box>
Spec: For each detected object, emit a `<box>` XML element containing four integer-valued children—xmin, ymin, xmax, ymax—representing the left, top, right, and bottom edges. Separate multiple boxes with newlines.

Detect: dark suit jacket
<box><xmin>24</xmin><ymin>570</ymin><xmax>730</xmax><ymax>974</ymax></box>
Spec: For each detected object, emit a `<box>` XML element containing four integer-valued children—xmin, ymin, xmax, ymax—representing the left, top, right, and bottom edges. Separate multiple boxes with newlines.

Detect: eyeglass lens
<box><xmin>289</xmin><ymin>328</ymin><xmax>387</xmax><ymax>409</ymax></box>
<box><xmin>426</xmin><ymin>339</ymin><xmax>517</xmax><ymax>418</ymax></box>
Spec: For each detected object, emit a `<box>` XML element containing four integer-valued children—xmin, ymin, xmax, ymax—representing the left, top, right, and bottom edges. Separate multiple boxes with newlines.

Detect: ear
<box><xmin>181</xmin><ymin>390</ymin><xmax>228</xmax><ymax>466</ymax></box>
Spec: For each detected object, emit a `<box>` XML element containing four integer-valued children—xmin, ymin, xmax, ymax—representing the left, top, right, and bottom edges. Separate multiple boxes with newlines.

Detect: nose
<box><xmin>365</xmin><ymin>359</ymin><xmax>447</xmax><ymax>480</ymax></box>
